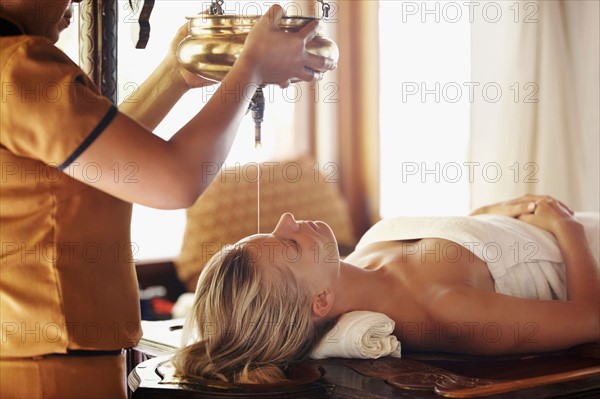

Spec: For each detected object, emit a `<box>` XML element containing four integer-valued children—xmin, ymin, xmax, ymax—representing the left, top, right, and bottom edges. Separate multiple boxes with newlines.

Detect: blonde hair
<box><xmin>173</xmin><ymin>244</ymin><xmax>336</xmax><ymax>384</ymax></box>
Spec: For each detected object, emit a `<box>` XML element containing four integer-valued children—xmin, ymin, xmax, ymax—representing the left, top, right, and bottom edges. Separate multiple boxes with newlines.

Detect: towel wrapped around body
<box><xmin>356</xmin><ymin>213</ymin><xmax>599</xmax><ymax>301</ymax></box>
<box><xmin>310</xmin><ymin>311</ymin><xmax>401</xmax><ymax>359</ymax></box>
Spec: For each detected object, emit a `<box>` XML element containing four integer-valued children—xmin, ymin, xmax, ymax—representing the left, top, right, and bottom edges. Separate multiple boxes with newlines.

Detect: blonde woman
<box><xmin>0</xmin><ymin>1</ymin><xmax>334</xmax><ymax>397</ymax></box>
<box><xmin>174</xmin><ymin>195</ymin><xmax>599</xmax><ymax>384</ymax></box>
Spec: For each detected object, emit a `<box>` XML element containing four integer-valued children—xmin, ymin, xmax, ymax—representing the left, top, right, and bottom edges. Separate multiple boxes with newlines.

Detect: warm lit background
<box><xmin>57</xmin><ymin>0</ymin><xmax>600</xmax><ymax>262</ymax></box>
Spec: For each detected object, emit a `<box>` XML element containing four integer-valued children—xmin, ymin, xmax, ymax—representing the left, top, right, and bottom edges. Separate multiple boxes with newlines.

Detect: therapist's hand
<box><xmin>239</xmin><ymin>5</ymin><xmax>336</xmax><ymax>87</ymax></box>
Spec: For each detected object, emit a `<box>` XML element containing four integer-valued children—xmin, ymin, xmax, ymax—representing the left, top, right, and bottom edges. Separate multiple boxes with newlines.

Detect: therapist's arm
<box><xmin>65</xmin><ymin>6</ymin><xmax>334</xmax><ymax>210</ymax></box>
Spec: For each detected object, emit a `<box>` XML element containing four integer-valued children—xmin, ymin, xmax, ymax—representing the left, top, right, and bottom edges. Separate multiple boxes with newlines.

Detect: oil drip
<box><xmin>257</xmin><ymin>161</ymin><xmax>261</xmax><ymax>233</ymax></box>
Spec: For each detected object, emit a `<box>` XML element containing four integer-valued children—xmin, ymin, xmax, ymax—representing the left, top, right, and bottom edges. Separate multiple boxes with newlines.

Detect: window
<box><xmin>117</xmin><ymin>1</ymin><xmax>300</xmax><ymax>260</ymax></box>
<box><xmin>379</xmin><ymin>1</ymin><xmax>471</xmax><ymax>217</ymax></box>
<box><xmin>55</xmin><ymin>4</ymin><xmax>79</xmax><ymax>62</ymax></box>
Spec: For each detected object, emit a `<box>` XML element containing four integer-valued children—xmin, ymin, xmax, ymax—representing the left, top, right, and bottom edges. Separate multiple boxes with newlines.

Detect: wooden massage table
<box><xmin>127</xmin><ymin>319</ymin><xmax>600</xmax><ymax>398</ymax></box>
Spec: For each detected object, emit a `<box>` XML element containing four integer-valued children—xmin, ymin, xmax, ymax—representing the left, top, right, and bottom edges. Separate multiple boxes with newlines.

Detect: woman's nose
<box><xmin>274</xmin><ymin>213</ymin><xmax>300</xmax><ymax>233</ymax></box>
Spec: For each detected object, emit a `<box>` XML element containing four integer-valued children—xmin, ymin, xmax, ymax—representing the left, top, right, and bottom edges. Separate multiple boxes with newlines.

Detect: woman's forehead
<box><xmin>237</xmin><ymin>234</ymin><xmax>271</xmax><ymax>246</ymax></box>
<box><xmin>237</xmin><ymin>234</ymin><xmax>291</xmax><ymax>253</ymax></box>
<box><xmin>236</xmin><ymin>234</ymin><xmax>296</xmax><ymax>265</ymax></box>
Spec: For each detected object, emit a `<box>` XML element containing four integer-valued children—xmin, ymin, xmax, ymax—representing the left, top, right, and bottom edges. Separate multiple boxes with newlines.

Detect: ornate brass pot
<box><xmin>177</xmin><ymin>15</ymin><xmax>339</xmax><ymax>82</ymax></box>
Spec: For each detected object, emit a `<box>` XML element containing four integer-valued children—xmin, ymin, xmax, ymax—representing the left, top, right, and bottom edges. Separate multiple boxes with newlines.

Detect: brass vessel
<box><xmin>177</xmin><ymin>15</ymin><xmax>339</xmax><ymax>82</ymax></box>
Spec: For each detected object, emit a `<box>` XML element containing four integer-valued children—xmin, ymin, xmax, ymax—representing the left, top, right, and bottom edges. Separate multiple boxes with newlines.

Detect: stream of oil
<box><xmin>257</xmin><ymin>160</ymin><xmax>261</xmax><ymax>234</ymax></box>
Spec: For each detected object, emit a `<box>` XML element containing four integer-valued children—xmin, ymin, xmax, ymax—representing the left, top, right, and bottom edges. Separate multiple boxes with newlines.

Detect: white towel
<box><xmin>356</xmin><ymin>213</ymin><xmax>599</xmax><ymax>301</ymax></box>
<box><xmin>310</xmin><ymin>311</ymin><xmax>401</xmax><ymax>359</ymax></box>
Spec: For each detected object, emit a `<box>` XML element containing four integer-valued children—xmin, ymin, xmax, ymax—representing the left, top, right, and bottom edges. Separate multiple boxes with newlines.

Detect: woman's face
<box><xmin>240</xmin><ymin>213</ymin><xmax>341</xmax><ymax>292</ymax></box>
<box><xmin>17</xmin><ymin>1</ymin><xmax>78</xmax><ymax>43</ymax></box>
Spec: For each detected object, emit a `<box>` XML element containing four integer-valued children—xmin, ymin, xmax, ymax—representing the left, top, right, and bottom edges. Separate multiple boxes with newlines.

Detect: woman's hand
<box><xmin>518</xmin><ymin>198</ymin><xmax>580</xmax><ymax>236</ymax></box>
<box><xmin>469</xmin><ymin>194</ymin><xmax>574</xmax><ymax>218</ymax></box>
<box><xmin>237</xmin><ymin>5</ymin><xmax>336</xmax><ymax>87</ymax></box>
<box><xmin>166</xmin><ymin>18</ymin><xmax>217</xmax><ymax>89</ymax></box>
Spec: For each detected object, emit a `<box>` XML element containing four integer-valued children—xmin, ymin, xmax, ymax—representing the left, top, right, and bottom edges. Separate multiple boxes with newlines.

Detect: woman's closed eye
<box><xmin>274</xmin><ymin>237</ymin><xmax>300</xmax><ymax>258</ymax></box>
<box><xmin>283</xmin><ymin>239</ymin><xmax>300</xmax><ymax>255</ymax></box>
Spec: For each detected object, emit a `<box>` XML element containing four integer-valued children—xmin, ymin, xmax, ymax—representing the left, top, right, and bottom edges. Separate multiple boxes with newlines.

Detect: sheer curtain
<box><xmin>469</xmin><ymin>0</ymin><xmax>599</xmax><ymax>212</ymax></box>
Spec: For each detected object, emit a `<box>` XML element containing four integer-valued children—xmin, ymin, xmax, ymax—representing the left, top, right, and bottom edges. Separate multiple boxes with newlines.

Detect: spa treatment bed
<box><xmin>127</xmin><ymin>317</ymin><xmax>600</xmax><ymax>398</ymax></box>
<box><xmin>128</xmin><ymin>341</ymin><xmax>600</xmax><ymax>398</ymax></box>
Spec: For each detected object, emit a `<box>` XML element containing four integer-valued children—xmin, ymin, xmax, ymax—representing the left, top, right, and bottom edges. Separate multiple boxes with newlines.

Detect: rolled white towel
<box><xmin>310</xmin><ymin>311</ymin><xmax>401</xmax><ymax>359</ymax></box>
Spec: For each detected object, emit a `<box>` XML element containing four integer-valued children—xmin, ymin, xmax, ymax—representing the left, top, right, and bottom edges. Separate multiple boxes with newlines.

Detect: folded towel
<box><xmin>310</xmin><ymin>311</ymin><xmax>401</xmax><ymax>359</ymax></box>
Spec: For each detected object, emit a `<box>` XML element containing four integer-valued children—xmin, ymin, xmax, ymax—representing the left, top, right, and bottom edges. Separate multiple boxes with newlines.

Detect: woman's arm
<box><xmin>427</xmin><ymin>199</ymin><xmax>599</xmax><ymax>355</ymax></box>
<box><xmin>64</xmin><ymin>6</ymin><xmax>334</xmax><ymax>209</ymax></box>
<box><xmin>469</xmin><ymin>194</ymin><xmax>573</xmax><ymax>217</ymax></box>
<box><xmin>118</xmin><ymin>22</ymin><xmax>216</xmax><ymax>130</ymax></box>
<box><xmin>426</xmin><ymin>284</ymin><xmax>598</xmax><ymax>355</ymax></box>
<box><xmin>519</xmin><ymin>199</ymin><xmax>599</xmax><ymax>310</ymax></box>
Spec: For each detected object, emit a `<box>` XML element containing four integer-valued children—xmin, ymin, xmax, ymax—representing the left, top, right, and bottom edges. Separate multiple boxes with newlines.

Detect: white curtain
<box><xmin>469</xmin><ymin>0</ymin><xmax>599</xmax><ymax>212</ymax></box>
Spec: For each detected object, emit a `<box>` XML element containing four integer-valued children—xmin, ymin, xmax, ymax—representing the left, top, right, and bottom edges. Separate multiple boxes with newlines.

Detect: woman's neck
<box><xmin>328</xmin><ymin>261</ymin><xmax>392</xmax><ymax>318</ymax></box>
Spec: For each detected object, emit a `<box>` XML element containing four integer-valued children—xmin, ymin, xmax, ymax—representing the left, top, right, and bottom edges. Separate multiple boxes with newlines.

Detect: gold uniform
<box><xmin>1</xmin><ymin>19</ymin><xmax>141</xmax><ymax>398</ymax></box>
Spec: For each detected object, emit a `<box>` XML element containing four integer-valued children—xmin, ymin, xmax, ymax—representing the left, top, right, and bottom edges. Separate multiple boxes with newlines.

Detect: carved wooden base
<box><xmin>129</xmin><ymin>344</ymin><xmax>600</xmax><ymax>398</ymax></box>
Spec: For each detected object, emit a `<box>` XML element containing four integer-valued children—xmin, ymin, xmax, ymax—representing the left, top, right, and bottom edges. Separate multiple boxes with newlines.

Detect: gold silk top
<box><xmin>0</xmin><ymin>30</ymin><xmax>141</xmax><ymax>357</ymax></box>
